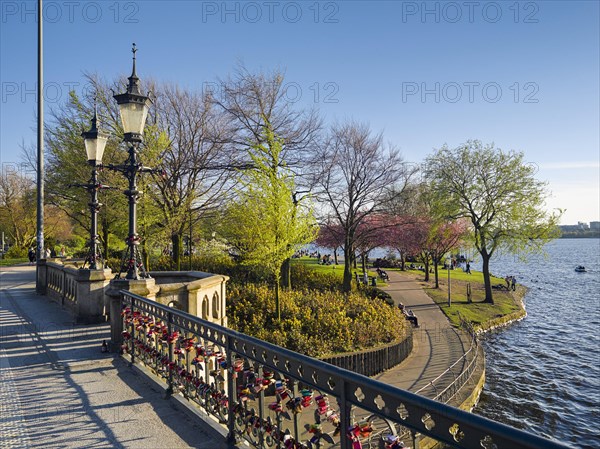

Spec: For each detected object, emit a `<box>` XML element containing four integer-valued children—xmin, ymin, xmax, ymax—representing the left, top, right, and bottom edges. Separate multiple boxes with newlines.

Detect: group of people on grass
<box><xmin>505</xmin><ymin>275</ymin><xmax>517</xmax><ymax>291</ymax></box>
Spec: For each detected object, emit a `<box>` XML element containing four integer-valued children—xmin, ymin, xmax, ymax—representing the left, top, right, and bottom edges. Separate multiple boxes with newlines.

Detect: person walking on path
<box><xmin>27</xmin><ymin>247</ymin><xmax>36</xmax><ymax>265</ymax></box>
<box><xmin>465</xmin><ymin>262</ymin><xmax>471</xmax><ymax>274</ymax></box>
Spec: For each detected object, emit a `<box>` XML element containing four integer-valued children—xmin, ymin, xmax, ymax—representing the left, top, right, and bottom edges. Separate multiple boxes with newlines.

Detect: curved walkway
<box><xmin>372</xmin><ymin>270</ymin><xmax>471</xmax><ymax>399</ymax></box>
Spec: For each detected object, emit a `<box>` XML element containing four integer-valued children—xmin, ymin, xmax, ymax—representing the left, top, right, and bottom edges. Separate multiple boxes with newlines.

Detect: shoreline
<box><xmin>473</xmin><ymin>284</ymin><xmax>528</xmax><ymax>334</ymax></box>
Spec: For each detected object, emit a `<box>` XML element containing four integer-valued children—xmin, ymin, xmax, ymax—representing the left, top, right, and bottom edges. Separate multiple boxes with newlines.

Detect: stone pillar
<box><xmin>75</xmin><ymin>268</ymin><xmax>112</xmax><ymax>324</ymax></box>
<box><xmin>36</xmin><ymin>259</ymin><xmax>48</xmax><ymax>295</ymax></box>
<box><xmin>105</xmin><ymin>278</ymin><xmax>159</xmax><ymax>352</ymax></box>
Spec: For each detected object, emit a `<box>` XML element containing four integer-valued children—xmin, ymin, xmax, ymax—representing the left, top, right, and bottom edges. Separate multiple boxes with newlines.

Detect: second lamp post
<box><xmin>80</xmin><ymin>101</ymin><xmax>108</xmax><ymax>270</ymax></box>
<box><xmin>109</xmin><ymin>43</ymin><xmax>155</xmax><ymax>280</ymax></box>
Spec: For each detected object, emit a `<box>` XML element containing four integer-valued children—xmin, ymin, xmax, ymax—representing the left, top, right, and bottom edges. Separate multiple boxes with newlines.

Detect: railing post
<box><xmin>291</xmin><ymin>379</ymin><xmax>300</xmax><ymax>443</ymax></box>
<box><xmin>225</xmin><ymin>335</ymin><xmax>237</xmax><ymax>446</ymax></box>
<box><xmin>166</xmin><ymin>309</ymin><xmax>174</xmax><ymax>396</ymax></box>
<box><xmin>110</xmin><ymin>292</ymin><xmax>125</xmax><ymax>353</ymax></box>
<box><xmin>129</xmin><ymin>296</ymin><xmax>135</xmax><ymax>364</ymax></box>
<box><xmin>339</xmin><ymin>380</ymin><xmax>351</xmax><ymax>449</ymax></box>
<box><xmin>257</xmin><ymin>364</ymin><xmax>265</xmax><ymax>447</ymax></box>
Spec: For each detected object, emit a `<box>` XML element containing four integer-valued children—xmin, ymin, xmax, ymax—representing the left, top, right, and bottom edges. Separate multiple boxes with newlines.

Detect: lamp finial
<box><xmin>126</xmin><ymin>43</ymin><xmax>141</xmax><ymax>95</ymax></box>
<box><xmin>131</xmin><ymin>43</ymin><xmax>137</xmax><ymax>77</ymax></box>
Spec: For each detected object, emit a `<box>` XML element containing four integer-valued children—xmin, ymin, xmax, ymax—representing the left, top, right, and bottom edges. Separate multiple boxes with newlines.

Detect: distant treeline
<box><xmin>559</xmin><ymin>229</ymin><xmax>600</xmax><ymax>238</ymax></box>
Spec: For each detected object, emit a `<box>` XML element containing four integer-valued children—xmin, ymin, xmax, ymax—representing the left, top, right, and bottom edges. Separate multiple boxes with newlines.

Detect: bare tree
<box><xmin>149</xmin><ymin>84</ymin><xmax>236</xmax><ymax>269</ymax></box>
<box><xmin>312</xmin><ymin>120</ymin><xmax>416</xmax><ymax>292</ymax></box>
<box><xmin>212</xmin><ymin>65</ymin><xmax>322</xmax><ymax>169</ymax></box>
<box><xmin>213</xmin><ymin>65</ymin><xmax>323</xmax><ymax>283</ymax></box>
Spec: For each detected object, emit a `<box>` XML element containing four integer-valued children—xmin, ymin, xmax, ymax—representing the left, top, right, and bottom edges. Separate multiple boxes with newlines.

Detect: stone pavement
<box><xmin>0</xmin><ymin>265</ymin><xmax>226</xmax><ymax>449</ymax></box>
<box><xmin>372</xmin><ymin>269</ymin><xmax>471</xmax><ymax>398</ymax></box>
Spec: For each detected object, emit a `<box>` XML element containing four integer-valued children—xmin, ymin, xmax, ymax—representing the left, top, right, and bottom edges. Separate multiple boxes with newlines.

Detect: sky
<box><xmin>1</xmin><ymin>0</ymin><xmax>598</xmax><ymax>225</ymax></box>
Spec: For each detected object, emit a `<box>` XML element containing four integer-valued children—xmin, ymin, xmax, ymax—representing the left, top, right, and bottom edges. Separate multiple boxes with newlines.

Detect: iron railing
<box><xmin>119</xmin><ymin>290</ymin><xmax>572</xmax><ymax>449</ymax></box>
<box><xmin>414</xmin><ymin>317</ymin><xmax>481</xmax><ymax>405</ymax></box>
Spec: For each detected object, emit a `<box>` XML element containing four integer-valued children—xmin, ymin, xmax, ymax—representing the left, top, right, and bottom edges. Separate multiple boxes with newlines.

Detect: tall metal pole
<box><xmin>36</xmin><ymin>0</ymin><xmax>45</xmax><ymax>293</ymax></box>
<box><xmin>447</xmin><ymin>258</ymin><xmax>451</xmax><ymax>307</ymax></box>
<box><xmin>89</xmin><ymin>162</ymin><xmax>101</xmax><ymax>269</ymax></box>
<box><xmin>125</xmin><ymin>142</ymin><xmax>141</xmax><ymax>279</ymax></box>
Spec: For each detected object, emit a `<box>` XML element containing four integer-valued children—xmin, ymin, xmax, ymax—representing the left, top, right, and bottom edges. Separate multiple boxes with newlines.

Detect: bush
<box><xmin>6</xmin><ymin>246</ymin><xmax>26</xmax><ymax>258</ymax></box>
<box><xmin>363</xmin><ymin>286</ymin><xmax>394</xmax><ymax>306</ymax></box>
<box><xmin>227</xmin><ymin>283</ymin><xmax>406</xmax><ymax>357</ymax></box>
<box><xmin>5</xmin><ymin>246</ymin><xmax>27</xmax><ymax>258</ymax></box>
<box><xmin>105</xmin><ymin>257</ymin><xmax>121</xmax><ymax>272</ymax></box>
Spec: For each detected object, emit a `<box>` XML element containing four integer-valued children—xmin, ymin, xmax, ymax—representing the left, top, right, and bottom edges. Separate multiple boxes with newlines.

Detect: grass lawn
<box><xmin>0</xmin><ymin>258</ymin><xmax>28</xmax><ymax>267</ymax></box>
<box><xmin>292</xmin><ymin>256</ymin><xmax>345</xmax><ymax>280</ymax></box>
<box><xmin>292</xmin><ymin>257</ymin><xmax>388</xmax><ymax>286</ymax></box>
<box><xmin>403</xmin><ymin>266</ymin><xmax>525</xmax><ymax>328</ymax></box>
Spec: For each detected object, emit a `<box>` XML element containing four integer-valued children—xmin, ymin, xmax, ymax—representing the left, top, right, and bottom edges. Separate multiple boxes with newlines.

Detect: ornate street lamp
<box><xmin>109</xmin><ymin>43</ymin><xmax>157</xmax><ymax>280</ymax></box>
<box><xmin>76</xmin><ymin>99</ymin><xmax>109</xmax><ymax>270</ymax></box>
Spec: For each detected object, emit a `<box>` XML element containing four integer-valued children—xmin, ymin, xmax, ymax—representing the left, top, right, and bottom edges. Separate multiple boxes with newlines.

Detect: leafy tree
<box><xmin>0</xmin><ymin>169</ymin><xmax>69</xmax><ymax>252</ymax></box>
<box><xmin>422</xmin><ymin>219</ymin><xmax>469</xmax><ymax>286</ymax></box>
<box><xmin>221</xmin><ymin>125</ymin><xmax>317</xmax><ymax>321</ymax></box>
<box><xmin>44</xmin><ymin>84</ymin><xmax>128</xmax><ymax>260</ymax></box>
<box><xmin>0</xmin><ymin>170</ymin><xmax>37</xmax><ymax>250</ymax></box>
<box><xmin>423</xmin><ymin>140</ymin><xmax>561</xmax><ymax>303</ymax></box>
<box><xmin>316</xmin><ymin>222</ymin><xmax>345</xmax><ymax>265</ymax></box>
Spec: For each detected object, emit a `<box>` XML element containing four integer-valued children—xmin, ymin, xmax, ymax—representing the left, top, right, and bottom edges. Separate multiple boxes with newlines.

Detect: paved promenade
<box><xmin>1</xmin><ymin>265</ymin><xmax>472</xmax><ymax>448</ymax></box>
<box><xmin>0</xmin><ymin>266</ymin><xmax>225</xmax><ymax>449</ymax></box>
<box><xmin>373</xmin><ymin>269</ymin><xmax>471</xmax><ymax>397</ymax></box>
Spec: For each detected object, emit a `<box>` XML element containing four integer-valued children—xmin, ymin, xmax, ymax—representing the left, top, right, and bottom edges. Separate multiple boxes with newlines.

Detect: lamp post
<box><xmin>78</xmin><ymin>101</ymin><xmax>109</xmax><ymax>269</ymax></box>
<box><xmin>446</xmin><ymin>256</ymin><xmax>452</xmax><ymax>307</ymax></box>
<box><xmin>109</xmin><ymin>44</ymin><xmax>155</xmax><ymax>280</ymax></box>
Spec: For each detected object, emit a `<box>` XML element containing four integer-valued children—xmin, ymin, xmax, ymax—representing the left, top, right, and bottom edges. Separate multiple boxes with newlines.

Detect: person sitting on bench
<box><xmin>406</xmin><ymin>309</ymin><xmax>419</xmax><ymax>327</ymax></box>
<box><xmin>376</xmin><ymin>268</ymin><xmax>389</xmax><ymax>281</ymax></box>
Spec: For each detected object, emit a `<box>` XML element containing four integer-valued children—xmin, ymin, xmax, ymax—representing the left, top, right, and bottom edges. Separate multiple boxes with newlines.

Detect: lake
<box><xmin>473</xmin><ymin>239</ymin><xmax>600</xmax><ymax>449</ymax></box>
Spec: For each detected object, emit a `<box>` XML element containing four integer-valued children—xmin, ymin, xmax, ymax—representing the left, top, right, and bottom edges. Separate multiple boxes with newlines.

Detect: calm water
<box><xmin>473</xmin><ymin>239</ymin><xmax>600</xmax><ymax>448</ymax></box>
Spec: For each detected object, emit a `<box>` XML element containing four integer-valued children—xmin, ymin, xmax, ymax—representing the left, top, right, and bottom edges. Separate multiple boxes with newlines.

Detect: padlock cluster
<box><xmin>120</xmin><ymin>306</ymin><xmax>399</xmax><ymax>449</ymax></box>
<box><xmin>121</xmin><ymin>306</ymin><xmax>229</xmax><ymax>422</ymax></box>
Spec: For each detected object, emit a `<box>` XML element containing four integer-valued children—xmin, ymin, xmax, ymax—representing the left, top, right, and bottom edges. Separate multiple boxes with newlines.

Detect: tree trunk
<box><xmin>434</xmin><ymin>257</ymin><xmax>440</xmax><ymax>288</ymax></box>
<box><xmin>424</xmin><ymin>257</ymin><xmax>430</xmax><ymax>282</ymax></box>
<box><xmin>172</xmin><ymin>233</ymin><xmax>182</xmax><ymax>271</ymax></box>
<box><xmin>361</xmin><ymin>253</ymin><xmax>367</xmax><ymax>283</ymax></box>
<box><xmin>482</xmin><ymin>254</ymin><xmax>494</xmax><ymax>303</ymax></box>
<box><xmin>342</xmin><ymin>242</ymin><xmax>353</xmax><ymax>292</ymax></box>
<box><xmin>333</xmin><ymin>249</ymin><xmax>338</xmax><ymax>265</ymax></box>
<box><xmin>275</xmin><ymin>275</ymin><xmax>281</xmax><ymax>321</ymax></box>
<box><xmin>281</xmin><ymin>257</ymin><xmax>291</xmax><ymax>290</ymax></box>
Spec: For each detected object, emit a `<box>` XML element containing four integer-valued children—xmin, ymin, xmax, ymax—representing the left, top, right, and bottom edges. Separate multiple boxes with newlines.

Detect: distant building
<box><xmin>559</xmin><ymin>225</ymin><xmax>580</xmax><ymax>232</ymax></box>
<box><xmin>578</xmin><ymin>222</ymin><xmax>590</xmax><ymax>230</ymax></box>
<box><xmin>590</xmin><ymin>221</ymin><xmax>600</xmax><ymax>230</ymax></box>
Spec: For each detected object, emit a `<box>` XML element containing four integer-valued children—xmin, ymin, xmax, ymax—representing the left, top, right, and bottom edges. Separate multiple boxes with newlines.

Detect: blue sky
<box><xmin>1</xmin><ymin>0</ymin><xmax>598</xmax><ymax>225</ymax></box>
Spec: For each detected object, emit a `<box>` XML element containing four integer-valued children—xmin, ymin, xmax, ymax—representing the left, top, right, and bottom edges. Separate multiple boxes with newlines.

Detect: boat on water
<box><xmin>575</xmin><ymin>265</ymin><xmax>587</xmax><ymax>272</ymax></box>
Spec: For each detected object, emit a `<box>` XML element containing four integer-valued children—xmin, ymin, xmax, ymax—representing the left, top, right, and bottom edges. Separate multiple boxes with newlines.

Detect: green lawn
<box><xmin>0</xmin><ymin>258</ymin><xmax>28</xmax><ymax>267</ymax></box>
<box><xmin>390</xmin><ymin>265</ymin><xmax>524</xmax><ymax>329</ymax></box>
<box><xmin>292</xmin><ymin>256</ymin><xmax>345</xmax><ymax>279</ymax></box>
<box><xmin>292</xmin><ymin>257</ymin><xmax>391</xmax><ymax>287</ymax></box>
